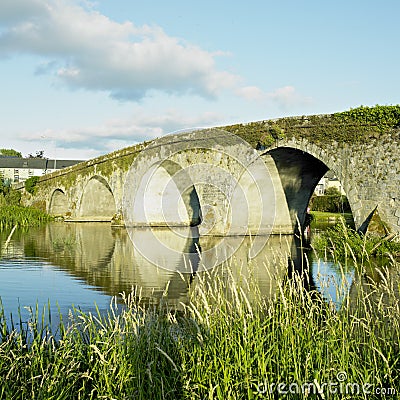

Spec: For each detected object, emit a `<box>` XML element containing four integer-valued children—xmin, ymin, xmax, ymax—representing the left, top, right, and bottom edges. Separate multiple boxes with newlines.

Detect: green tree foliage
<box><xmin>324</xmin><ymin>186</ymin><xmax>341</xmax><ymax>196</ymax></box>
<box><xmin>28</xmin><ymin>150</ymin><xmax>45</xmax><ymax>158</ymax></box>
<box><xmin>310</xmin><ymin>193</ymin><xmax>351</xmax><ymax>213</ymax></box>
<box><xmin>24</xmin><ymin>176</ymin><xmax>40</xmax><ymax>194</ymax></box>
<box><xmin>0</xmin><ymin>148</ymin><xmax>22</xmax><ymax>157</ymax></box>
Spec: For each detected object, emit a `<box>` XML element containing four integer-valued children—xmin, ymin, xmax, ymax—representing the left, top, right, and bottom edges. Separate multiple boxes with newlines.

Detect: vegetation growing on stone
<box><xmin>223</xmin><ymin>104</ymin><xmax>400</xmax><ymax>148</ymax></box>
<box><xmin>334</xmin><ymin>104</ymin><xmax>400</xmax><ymax>130</ymax></box>
<box><xmin>34</xmin><ymin>142</ymin><xmax>146</xmax><ymax>192</ymax></box>
<box><xmin>24</xmin><ymin>176</ymin><xmax>40</xmax><ymax>194</ymax></box>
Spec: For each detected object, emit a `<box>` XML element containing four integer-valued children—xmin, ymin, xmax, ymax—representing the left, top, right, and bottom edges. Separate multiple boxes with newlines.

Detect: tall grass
<box><xmin>312</xmin><ymin>221</ymin><xmax>400</xmax><ymax>261</ymax></box>
<box><xmin>0</xmin><ymin>251</ymin><xmax>399</xmax><ymax>399</ymax></box>
<box><xmin>0</xmin><ymin>205</ymin><xmax>52</xmax><ymax>229</ymax></box>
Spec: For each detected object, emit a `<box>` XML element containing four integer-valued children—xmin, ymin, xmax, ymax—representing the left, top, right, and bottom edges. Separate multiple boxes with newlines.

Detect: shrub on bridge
<box><xmin>333</xmin><ymin>104</ymin><xmax>400</xmax><ymax>130</ymax></box>
<box><xmin>224</xmin><ymin>104</ymin><xmax>400</xmax><ymax>147</ymax></box>
<box><xmin>24</xmin><ymin>176</ymin><xmax>40</xmax><ymax>194</ymax></box>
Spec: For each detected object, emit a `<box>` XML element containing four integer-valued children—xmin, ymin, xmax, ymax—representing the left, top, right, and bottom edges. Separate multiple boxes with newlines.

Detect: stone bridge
<box><xmin>22</xmin><ymin>110</ymin><xmax>400</xmax><ymax>235</ymax></box>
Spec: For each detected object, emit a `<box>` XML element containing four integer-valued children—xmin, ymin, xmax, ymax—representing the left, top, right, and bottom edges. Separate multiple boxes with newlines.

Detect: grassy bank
<box><xmin>311</xmin><ymin>210</ymin><xmax>353</xmax><ymax>220</ymax></box>
<box><xmin>310</xmin><ymin>211</ymin><xmax>354</xmax><ymax>226</ymax></box>
<box><xmin>312</xmin><ymin>222</ymin><xmax>400</xmax><ymax>260</ymax></box>
<box><xmin>0</xmin><ymin>205</ymin><xmax>52</xmax><ymax>229</ymax></box>
<box><xmin>0</xmin><ymin>252</ymin><xmax>399</xmax><ymax>399</ymax></box>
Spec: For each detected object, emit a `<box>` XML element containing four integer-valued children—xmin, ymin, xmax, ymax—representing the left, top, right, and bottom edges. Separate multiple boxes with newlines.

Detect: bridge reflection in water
<box><xmin>5</xmin><ymin>222</ymin><xmax>398</xmax><ymax>316</ymax></box>
<box><xmin>20</xmin><ymin>223</ymin><xmax>305</xmax><ymax>307</ymax></box>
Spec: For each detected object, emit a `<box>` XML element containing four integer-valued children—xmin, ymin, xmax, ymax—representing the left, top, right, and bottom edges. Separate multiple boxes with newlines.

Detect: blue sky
<box><xmin>1</xmin><ymin>0</ymin><xmax>399</xmax><ymax>159</ymax></box>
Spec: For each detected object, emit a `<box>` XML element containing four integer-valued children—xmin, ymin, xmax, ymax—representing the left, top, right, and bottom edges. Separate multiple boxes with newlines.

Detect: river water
<box><xmin>0</xmin><ymin>222</ymin><xmax>386</xmax><ymax>328</ymax></box>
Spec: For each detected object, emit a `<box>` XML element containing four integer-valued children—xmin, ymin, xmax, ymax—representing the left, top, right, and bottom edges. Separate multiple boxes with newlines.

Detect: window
<box><xmin>315</xmin><ymin>183</ymin><xmax>324</xmax><ymax>196</ymax></box>
<box><xmin>13</xmin><ymin>169</ymin><xmax>19</xmax><ymax>182</ymax></box>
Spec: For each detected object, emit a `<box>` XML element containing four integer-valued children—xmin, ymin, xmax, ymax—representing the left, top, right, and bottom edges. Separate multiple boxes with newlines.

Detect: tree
<box><xmin>28</xmin><ymin>150</ymin><xmax>45</xmax><ymax>158</ymax></box>
<box><xmin>0</xmin><ymin>148</ymin><xmax>22</xmax><ymax>157</ymax></box>
<box><xmin>324</xmin><ymin>186</ymin><xmax>341</xmax><ymax>196</ymax></box>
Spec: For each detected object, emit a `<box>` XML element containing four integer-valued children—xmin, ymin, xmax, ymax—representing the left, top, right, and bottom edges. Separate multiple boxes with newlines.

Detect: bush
<box><xmin>24</xmin><ymin>176</ymin><xmax>40</xmax><ymax>194</ymax></box>
<box><xmin>4</xmin><ymin>189</ymin><xmax>21</xmax><ymax>205</ymax></box>
<box><xmin>324</xmin><ymin>187</ymin><xmax>341</xmax><ymax>196</ymax></box>
<box><xmin>310</xmin><ymin>194</ymin><xmax>351</xmax><ymax>213</ymax></box>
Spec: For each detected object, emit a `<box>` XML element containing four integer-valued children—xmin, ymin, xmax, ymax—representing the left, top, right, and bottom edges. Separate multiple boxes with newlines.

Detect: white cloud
<box><xmin>0</xmin><ymin>0</ymin><xmax>239</xmax><ymax>100</ymax></box>
<box><xmin>19</xmin><ymin>109</ymin><xmax>225</xmax><ymax>156</ymax></box>
<box><xmin>236</xmin><ymin>84</ymin><xmax>312</xmax><ymax>110</ymax></box>
<box><xmin>235</xmin><ymin>86</ymin><xmax>265</xmax><ymax>101</ymax></box>
<box><xmin>267</xmin><ymin>85</ymin><xmax>312</xmax><ymax>109</ymax></box>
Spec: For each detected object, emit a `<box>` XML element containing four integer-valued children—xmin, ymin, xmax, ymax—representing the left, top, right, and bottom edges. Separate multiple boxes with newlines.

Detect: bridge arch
<box><xmin>262</xmin><ymin>143</ymin><xmax>356</xmax><ymax>231</ymax></box>
<box><xmin>48</xmin><ymin>188</ymin><xmax>69</xmax><ymax>216</ymax></box>
<box><xmin>129</xmin><ymin>159</ymin><xmax>201</xmax><ymax>227</ymax></box>
<box><xmin>78</xmin><ymin>175</ymin><xmax>116</xmax><ymax>220</ymax></box>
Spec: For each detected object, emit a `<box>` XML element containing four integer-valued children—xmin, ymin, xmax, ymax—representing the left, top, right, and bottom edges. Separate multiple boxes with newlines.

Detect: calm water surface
<box><xmin>0</xmin><ymin>222</ymin><xmax>391</xmax><ymax>327</ymax></box>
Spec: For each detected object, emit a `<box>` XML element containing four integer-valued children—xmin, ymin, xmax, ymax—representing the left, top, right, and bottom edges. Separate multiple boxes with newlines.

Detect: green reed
<box><xmin>312</xmin><ymin>220</ymin><xmax>400</xmax><ymax>262</ymax></box>
<box><xmin>0</xmin><ymin>205</ymin><xmax>53</xmax><ymax>230</ymax></box>
<box><xmin>0</xmin><ymin>252</ymin><xmax>399</xmax><ymax>398</ymax></box>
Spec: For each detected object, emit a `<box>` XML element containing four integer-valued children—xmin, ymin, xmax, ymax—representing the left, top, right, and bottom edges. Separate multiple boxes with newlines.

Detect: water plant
<box><xmin>0</xmin><ymin>205</ymin><xmax>53</xmax><ymax>230</ymax></box>
<box><xmin>51</xmin><ymin>236</ymin><xmax>76</xmax><ymax>252</ymax></box>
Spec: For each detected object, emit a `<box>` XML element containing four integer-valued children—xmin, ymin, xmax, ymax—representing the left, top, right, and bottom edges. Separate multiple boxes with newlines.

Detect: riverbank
<box><xmin>0</xmin><ymin>205</ymin><xmax>52</xmax><ymax>229</ymax></box>
<box><xmin>1</xmin><ymin>253</ymin><xmax>399</xmax><ymax>399</ymax></box>
<box><xmin>312</xmin><ymin>221</ymin><xmax>400</xmax><ymax>260</ymax></box>
<box><xmin>310</xmin><ymin>210</ymin><xmax>353</xmax><ymax>224</ymax></box>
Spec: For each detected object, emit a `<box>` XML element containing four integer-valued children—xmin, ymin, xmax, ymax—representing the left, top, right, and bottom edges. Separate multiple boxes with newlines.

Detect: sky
<box><xmin>1</xmin><ymin>0</ymin><xmax>399</xmax><ymax>160</ymax></box>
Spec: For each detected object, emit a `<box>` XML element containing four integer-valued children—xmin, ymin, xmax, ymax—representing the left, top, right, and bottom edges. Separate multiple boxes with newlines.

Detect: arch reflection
<box><xmin>21</xmin><ymin>223</ymin><xmax>302</xmax><ymax>306</ymax></box>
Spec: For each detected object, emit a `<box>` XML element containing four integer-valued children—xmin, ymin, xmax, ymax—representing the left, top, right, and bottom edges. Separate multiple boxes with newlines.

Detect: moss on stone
<box><xmin>223</xmin><ymin>105</ymin><xmax>400</xmax><ymax>149</ymax></box>
<box><xmin>35</xmin><ymin>142</ymin><xmax>146</xmax><ymax>190</ymax></box>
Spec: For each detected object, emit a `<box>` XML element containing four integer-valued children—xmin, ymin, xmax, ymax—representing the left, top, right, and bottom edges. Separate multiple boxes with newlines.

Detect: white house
<box><xmin>314</xmin><ymin>170</ymin><xmax>345</xmax><ymax>195</ymax></box>
<box><xmin>0</xmin><ymin>157</ymin><xmax>83</xmax><ymax>184</ymax></box>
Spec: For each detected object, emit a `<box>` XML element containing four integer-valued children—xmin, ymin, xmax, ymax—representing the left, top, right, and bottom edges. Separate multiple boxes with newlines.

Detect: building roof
<box><xmin>324</xmin><ymin>170</ymin><xmax>338</xmax><ymax>180</ymax></box>
<box><xmin>0</xmin><ymin>157</ymin><xmax>84</xmax><ymax>170</ymax></box>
